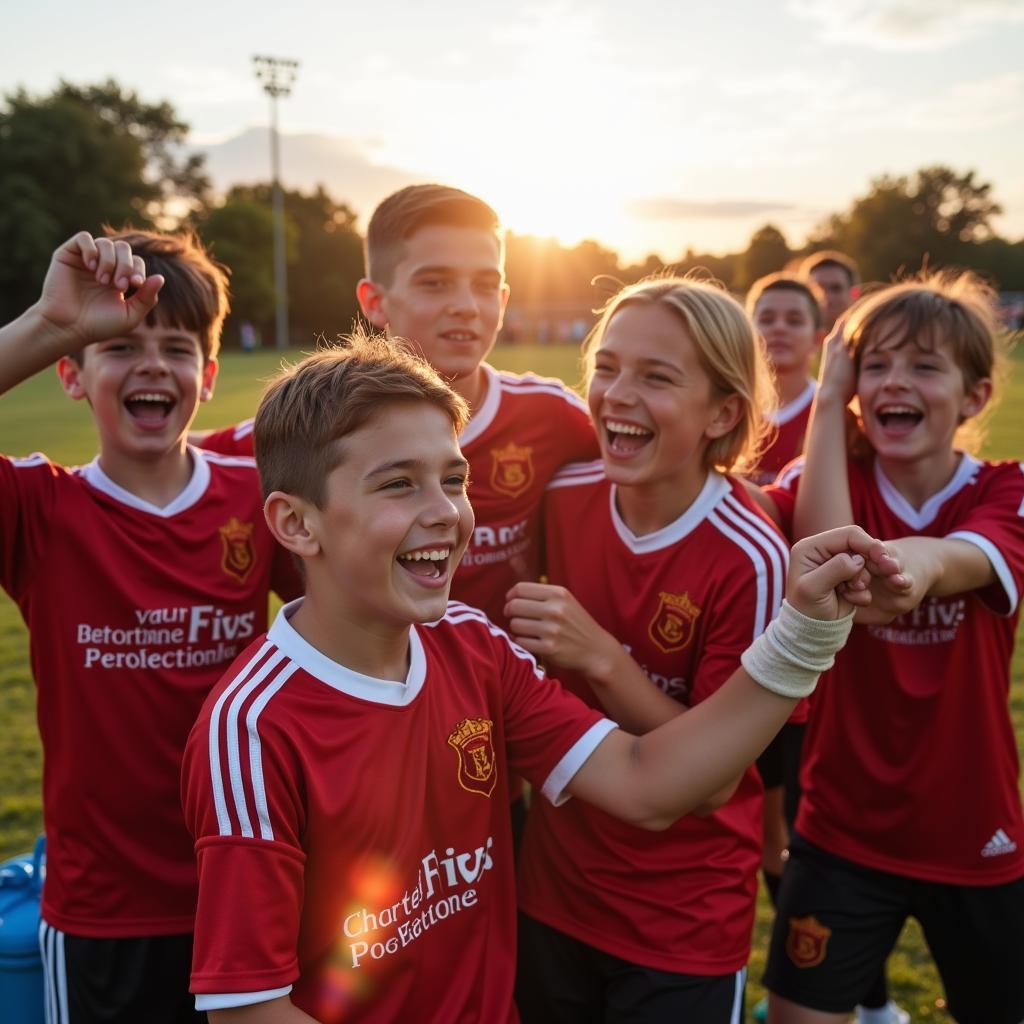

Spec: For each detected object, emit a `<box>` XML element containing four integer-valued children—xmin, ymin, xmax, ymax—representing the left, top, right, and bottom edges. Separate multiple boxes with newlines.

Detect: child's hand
<box><xmin>816</xmin><ymin>318</ymin><xmax>856</xmax><ymax>405</ymax></box>
<box><xmin>852</xmin><ymin>537</ymin><xmax>945</xmax><ymax>625</ymax></box>
<box><xmin>788</xmin><ymin>526</ymin><xmax>900</xmax><ymax>620</ymax></box>
<box><xmin>37</xmin><ymin>232</ymin><xmax>164</xmax><ymax>351</ymax></box>
<box><xmin>505</xmin><ymin>582</ymin><xmax>620</xmax><ymax>679</ymax></box>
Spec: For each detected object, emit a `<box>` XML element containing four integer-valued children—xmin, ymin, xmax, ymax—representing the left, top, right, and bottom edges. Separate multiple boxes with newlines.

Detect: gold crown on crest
<box><xmin>448</xmin><ymin>717</ymin><xmax>492</xmax><ymax>745</ymax></box>
<box><xmin>658</xmin><ymin>591</ymin><xmax>699</xmax><ymax>615</ymax></box>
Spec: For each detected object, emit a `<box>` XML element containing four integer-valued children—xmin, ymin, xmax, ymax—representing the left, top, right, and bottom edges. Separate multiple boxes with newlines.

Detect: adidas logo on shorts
<box><xmin>980</xmin><ymin>829</ymin><xmax>1018</xmax><ymax>858</ymax></box>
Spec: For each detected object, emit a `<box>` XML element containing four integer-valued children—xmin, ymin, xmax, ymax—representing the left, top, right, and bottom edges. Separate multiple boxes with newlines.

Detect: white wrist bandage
<box><xmin>741</xmin><ymin>600</ymin><xmax>854</xmax><ymax>700</ymax></box>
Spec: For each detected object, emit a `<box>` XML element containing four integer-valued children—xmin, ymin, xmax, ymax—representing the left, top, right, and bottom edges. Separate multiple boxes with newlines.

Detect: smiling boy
<box><xmin>0</xmin><ymin>230</ymin><xmax>298</xmax><ymax>1023</ymax></box>
<box><xmin>181</xmin><ymin>329</ymin><xmax>901</xmax><ymax>1023</ymax></box>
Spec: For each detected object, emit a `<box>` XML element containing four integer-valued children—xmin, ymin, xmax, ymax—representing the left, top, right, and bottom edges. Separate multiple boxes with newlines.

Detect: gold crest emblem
<box><xmin>447</xmin><ymin>718</ymin><xmax>497</xmax><ymax>797</ymax></box>
<box><xmin>219</xmin><ymin>516</ymin><xmax>255</xmax><ymax>583</ymax></box>
<box><xmin>648</xmin><ymin>591</ymin><xmax>701</xmax><ymax>653</ymax></box>
<box><xmin>490</xmin><ymin>442</ymin><xmax>534</xmax><ymax>498</ymax></box>
<box><xmin>786</xmin><ymin>915</ymin><xmax>832</xmax><ymax>968</ymax></box>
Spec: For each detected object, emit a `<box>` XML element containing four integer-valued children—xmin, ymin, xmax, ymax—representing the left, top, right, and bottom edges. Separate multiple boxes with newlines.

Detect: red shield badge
<box><xmin>490</xmin><ymin>443</ymin><xmax>534</xmax><ymax>499</ymax></box>
<box><xmin>786</xmin><ymin>915</ymin><xmax>831</xmax><ymax>968</ymax></box>
<box><xmin>648</xmin><ymin>591</ymin><xmax>701</xmax><ymax>654</ymax></box>
<box><xmin>219</xmin><ymin>516</ymin><xmax>255</xmax><ymax>583</ymax></box>
<box><xmin>447</xmin><ymin>718</ymin><xmax>497</xmax><ymax>797</ymax></box>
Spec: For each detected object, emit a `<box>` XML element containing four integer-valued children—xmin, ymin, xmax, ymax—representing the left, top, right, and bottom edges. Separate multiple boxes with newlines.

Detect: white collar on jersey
<box><xmin>768</xmin><ymin>378</ymin><xmax>816</xmax><ymax>426</ymax></box>
<box><xmin>267</xmin><ymin>598</ymin><xmax>427</xmax><ymax>706</ymax></box>
<box><xmin>457</xmin><ymin>363</ymin><xmax>501</xmax><ymax>447</ymax></box>
<box><xmin>873</xmin><ymin>452</ymin><xmax>982</xmax><ymax>530</ymax></box>
<box><xmin>78</xmin><ymin>445</ymin><xmax>211</xmax><ymax>518</ymax></box>
<box><xmin>609</xmin><ymin>471</ymin><xmax>731</xmax><ymax>554</ymax></box>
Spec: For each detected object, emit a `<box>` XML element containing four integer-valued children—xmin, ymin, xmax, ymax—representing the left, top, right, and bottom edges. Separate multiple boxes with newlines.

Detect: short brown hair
<box><xmin>254</xmin><ymin>326</ymin><xmax>470</xmax><ymax>506</ymax></box>
<box><xmin>364</xmin><ymin>184</ymin><xmax>503</xmax><ymax>286</ymax></box>
<box><xmin>106</xmin><ymin>228</ymin><xmax>229</xmax><ymax>361</ymax></box>
<box><xmin>845</xmin><ymin>270</ymin><xmax>1005</xmax><ymax>451</ymax></box>
<box><xmin>746</xmin><ymin>273</ymin><xmax>825</xmax><ymax>329</ymax></box>
<box><xmin>799</xmin><ymin>250</ymin><xmax>859</xmax><ymax>288</ymax></box>
<box><xmin>583</xmin><ymin>275</ymin><xmax>776</xmax><ymax>474</ymax></box>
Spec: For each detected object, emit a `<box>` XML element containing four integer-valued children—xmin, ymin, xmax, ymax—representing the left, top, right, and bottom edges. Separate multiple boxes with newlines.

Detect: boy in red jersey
<box><xmin>764</xmin><ymin>273</ymin><xmax>1024</xmax><ymax>1024</ymax></box>
<box><xmin>506</xmin><ymin>276</ymin><xmax>785</xmax><ymax>1021</ymax></box>
<box><xmin>182</xmin><ymin>330</ymin><xmax>899</xmax><ymax>1023</ymax></box>
<box><xmin>0</xmin><ymin>231</ymin><xmax>299</xmax><ymax>1023</ymax></box>
<box><xmin>746</xmin><ymin>273</ymin><xmax>824</xmax><ymax>487</ymax></box>
<box><xmin>744</xmin><ymin>273</ymin><xmax>824</xmax><ymax>963</ymax></box>
<box><xmin>200</xmin><ymin>184</ymin><xmax>597</xmax><ymax>834</ymax></box>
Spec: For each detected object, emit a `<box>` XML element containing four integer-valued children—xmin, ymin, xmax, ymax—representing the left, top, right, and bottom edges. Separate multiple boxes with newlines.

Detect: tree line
<box><xmin>3</xmin><ymin>80</ymin><xmax>1023</xmax><ymax>346</ymax></box>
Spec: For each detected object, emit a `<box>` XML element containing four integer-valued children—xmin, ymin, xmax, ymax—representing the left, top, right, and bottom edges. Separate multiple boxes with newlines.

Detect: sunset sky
<box><xmin>6</xmin><ymin>0</ymin><xmax>1024</xmax><ymax>261</ymax></box>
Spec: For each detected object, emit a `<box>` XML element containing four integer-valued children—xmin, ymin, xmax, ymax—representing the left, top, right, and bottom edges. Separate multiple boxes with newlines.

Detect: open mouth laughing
<box><xmin>396</xmin><ymin>545</ymin><xmax>453</xmax><ymax>584</ymax></box>
<box><xmin>605</xmin><ymin>419</ymin><xmax>654</xmax><ymax>456</ymax></box>
<box><xmin>123</xmin><ymin>390</ymin><xmax>176</xmax><ymax>428</ymax></box>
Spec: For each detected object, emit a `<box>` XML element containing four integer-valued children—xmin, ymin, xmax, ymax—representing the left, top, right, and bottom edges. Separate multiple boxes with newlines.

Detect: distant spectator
<box><xmin>799</xmin><ymin>251</ymin><xmax>859</xmax><ymax>330</ymax></box>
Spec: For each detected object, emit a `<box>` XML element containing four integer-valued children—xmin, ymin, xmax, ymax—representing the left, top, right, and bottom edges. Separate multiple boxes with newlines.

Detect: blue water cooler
<box><xmin>0</xmin><ymin>835</ymin><xmax>46</xmax><ymax>1024</ymax></box>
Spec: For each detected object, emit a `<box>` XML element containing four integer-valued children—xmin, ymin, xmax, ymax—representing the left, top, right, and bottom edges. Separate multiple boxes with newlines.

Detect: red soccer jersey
<box><xmin>747</xmin><ymin>379</ymin><xmax>815</xmax><ymax>487</ymax></box>
<box><xmin>0</xmin><ymin>449</ymin><xmax>299</xmax><ymax>937</ymax></box>
<box><xmin>199</xmin><ymin>365</ymin><xmax>598</xmax><ymax>629</ymax></box>
<box><xmin>517</xmin><ymin>464</ymin><xmax>788</xmax><ymax>973</ymax></box>
<box><xmin>773</xmin><ymin>456</ymin><xmax>1024</xmax><ymax>884</ymax></box>
<box><xmin>183</xmin><ymin>601</ymin><xmax>614</xmax><ymax>1021</ymax></box>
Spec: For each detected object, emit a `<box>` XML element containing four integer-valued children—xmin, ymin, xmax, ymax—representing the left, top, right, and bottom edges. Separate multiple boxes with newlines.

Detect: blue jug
<box><xmin>0</xmin><ymin>835</ymin><xmax>46</xmax><ymax>1024</ymax></box>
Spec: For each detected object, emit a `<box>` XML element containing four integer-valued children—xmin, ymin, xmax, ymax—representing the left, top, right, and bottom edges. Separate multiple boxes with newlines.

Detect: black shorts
<box><xmin>755</xmin><ymin>722</ymin><xmax>805</xmax><ymax>828</ymax></box>
<box><xmin>763</xmin><ymin>835</ymin><xmax>1024</xmax><ymax>1024</ymax></box>
<box><xmin>516</xmin><ymin>912</ymin><xmax>746</xmax><ymax>1024</ymax></box>
<box><xmin>39</xmin><ymin>923</ymin><xmax>205</xmax><ymax>1024</ymax></box>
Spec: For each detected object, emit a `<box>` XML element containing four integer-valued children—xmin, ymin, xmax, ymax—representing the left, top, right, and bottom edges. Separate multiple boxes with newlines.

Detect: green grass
<box><xmin>1</xmin><ymin>342</ymin><xmax>1022</xmax><ymax>1022</ymax></box>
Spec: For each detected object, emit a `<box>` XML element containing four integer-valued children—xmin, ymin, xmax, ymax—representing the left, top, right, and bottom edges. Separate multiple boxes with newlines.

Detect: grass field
<box><xmin>2</xmin><ymin>342</ymin><xmax>1022</xmax><ymax>1022</ymax></box>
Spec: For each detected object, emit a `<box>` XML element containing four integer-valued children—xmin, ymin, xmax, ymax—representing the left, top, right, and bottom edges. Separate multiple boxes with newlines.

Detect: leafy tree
<box><xmin>810</xmin><ymin>166</ymin><xmax>1002</xmax><ymax>282</ymax></box>
<box><xmin>200</xmin><ymin>184</ymin><xmax>363</xmax><ymax>345</ymax></box>
<box><xmin>736</xmin><ymin>225</ymin><xmax>790</xmax><ymax>291</ymax></box>
<box><xmin>202</xmin><ymin>198</ymin><xmax>280</xmax><ymax>333</ymax></box>
<box><xmin>0</xmin><ymin>79</ymin><xmax>208</xmax><ymax>320</ymax></box>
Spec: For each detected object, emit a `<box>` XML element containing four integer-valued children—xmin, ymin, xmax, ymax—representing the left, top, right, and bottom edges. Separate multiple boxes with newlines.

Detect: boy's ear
<box><xmin>199</xmin><ymin>358</ymin><xmax>218</xmax><ymax>403</ymax></box>
<box><xmin>356</xmin><ymin>279</ymin><xmax>390</xmax><ymax>331</ymax></box>
<box><xmin>496</xmin><ymin>281</ymin><xmax>511</xmax><ymax>332</ymax></box>
<box><xmin>705</xmin><ymin>393</ymin><xmax>744</xmax><ymax>440</ymax></box>
<box><xmin>56</xmin><ymin>356</ymin><xmax>88</xmax><ymax>401</ymax></box>
<box><xmin>265</xmin><ymin>491</ymin><xmax>321</xmax><ymax>558</ymax></box>
<box><xmin>960</xmin><ymin>376</ymin><xmax>993</xmax><ymax>420</ymax></box>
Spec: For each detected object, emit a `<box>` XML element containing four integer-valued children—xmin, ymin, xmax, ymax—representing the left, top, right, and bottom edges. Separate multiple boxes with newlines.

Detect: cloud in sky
<box><xmin>627</xmin><ymin>198</ymin><xmax>800</xmax><ymax>220</ymax></box>
<box><xmin>788</xmin><ymin>0</ymin><xmax>1024</xmax><ymax>50</ymax></box>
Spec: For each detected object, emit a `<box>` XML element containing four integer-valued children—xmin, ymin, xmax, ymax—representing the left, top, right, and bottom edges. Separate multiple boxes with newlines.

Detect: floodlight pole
<box><xmin>253</xmin><ymin>55</ymin><xmax>300</xmax><ymax>350</ymax></box>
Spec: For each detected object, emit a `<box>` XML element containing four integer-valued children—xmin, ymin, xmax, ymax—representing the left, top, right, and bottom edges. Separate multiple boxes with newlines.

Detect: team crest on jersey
<box><xmin>786</xmin><ymin>915</ymin><xmax>831</xmax><ymax>968</ymax></box>
<box><xmin>648</xmin><ymin>591</ymin><xmax>701</xmax><ymax>653</ymax></box>
<box><xmin>218</xmin><ymin>516</ymin><xmax>255</xmax><ymax>583</ymax></box>
<box><xmin>447</xmin><ymin>717</ymin><xmax>497</xmax><ymax>797</ymax></box>
<box><xmin>490</xmin><ymin>443</ymin><xmax>534</xmax><ymax>498</ymax></box>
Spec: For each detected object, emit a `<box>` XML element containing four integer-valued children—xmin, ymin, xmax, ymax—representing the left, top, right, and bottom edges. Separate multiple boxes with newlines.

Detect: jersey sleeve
<box><xmin>945</xmin><ymin>461</ymin><xmax>1024</xmax><ymax>616</ymax></box>
<box><xmin>488</xmin><ymin>621</ymin><xmax>615</xmax><ymax>805</ymax></box>
<box><xmin>694</xmin><ymin>500</ymin><xmax>788</xmax><ymax>702</ymax></box>
<box><xmin>0</xmin><ymin>453</ymin><xmax>60</xmax><ymax>601</ymax></box>
<box><xmin>182</xmin><ymin>680</ymin><xmax>307</xmax><ymax>1000</ymax></box>
<box><xmin>198</xmin><ymin>421</ymin><xmax>255</xmax><ymax>457</ymax></box>
<box><xmin>763</xmin><ymin>458</ymin><xmax>803</xmax><ymax>541</ymax></box>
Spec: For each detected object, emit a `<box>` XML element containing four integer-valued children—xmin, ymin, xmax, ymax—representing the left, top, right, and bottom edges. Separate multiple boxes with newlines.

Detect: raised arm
<box><xmin>0</xmin><ymin>232</ymin><xmax>162</xmax><ymax>395</ymax></box>
<box><xmin>565</xmin><ymin>526</ymin><xmax>899</xmax><ymax>829</ymax></box>
<box><xmin>793</xmin><ymin>324</ymin><xmax>856</xmax><ymax>540</ymax></box>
